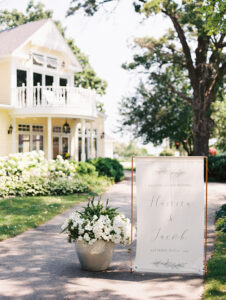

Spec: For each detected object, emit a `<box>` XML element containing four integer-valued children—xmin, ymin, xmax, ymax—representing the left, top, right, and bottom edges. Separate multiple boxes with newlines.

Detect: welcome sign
<box><xmin>133</xmin><ymin>157</ymin><xmax>205</xmax><ymax>275</ymax></box>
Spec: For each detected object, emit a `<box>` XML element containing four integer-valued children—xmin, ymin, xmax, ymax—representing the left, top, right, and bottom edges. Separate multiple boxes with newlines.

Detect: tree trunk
<box><xmin>192</xmin><ymin>104</ymin><xmax>212</xmax><ymax>156</ymax></box>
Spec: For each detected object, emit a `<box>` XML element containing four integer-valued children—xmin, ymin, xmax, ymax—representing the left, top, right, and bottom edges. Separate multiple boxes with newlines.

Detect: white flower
<box><xmin>61</xmin><ymin>220</ymin><xmax>68</xmax><ymax>231</ymax></box>
<box><xmin>79</xmin><ymin>228</ymin><xmax>84</xmax><ymax>234</ymax></box>
<box><xmin>85</xmin><ymin>224</ymin><xmax>92</xmax><ymax>231</ymax></box>
<box><xmin>84</xmin><ymin>233</ymin><xmax>90</xmax><ymax>241</ymax></box>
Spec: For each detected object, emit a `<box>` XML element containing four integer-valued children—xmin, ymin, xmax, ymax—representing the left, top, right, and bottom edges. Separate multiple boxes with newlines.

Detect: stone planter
<box><xmin>76</xmin><ymin>240</ymin><xmax>114</xmax><ymax>271</ymax></box>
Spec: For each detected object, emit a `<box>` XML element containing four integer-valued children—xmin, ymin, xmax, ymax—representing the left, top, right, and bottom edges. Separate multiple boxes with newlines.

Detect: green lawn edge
<box><xmin>0</xmin><ymin>194</ymin><xmax>91</xmax><ymax>241</ymax></box>
<box><xmin>203</xmin><ymin>219</ymin><xmax>226</xmax><ymax>299</ymax></box>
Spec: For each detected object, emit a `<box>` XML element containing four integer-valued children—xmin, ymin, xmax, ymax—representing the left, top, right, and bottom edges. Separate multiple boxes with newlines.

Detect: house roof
<box><xmin>0</xmin><ymin>19</ymin><xmax>82</xmax><ymax>71</ymax></box>
<box><xmin>0</xmin><ymin>19</ymin><xmax>48</xmax><ymax>56</ymax></box>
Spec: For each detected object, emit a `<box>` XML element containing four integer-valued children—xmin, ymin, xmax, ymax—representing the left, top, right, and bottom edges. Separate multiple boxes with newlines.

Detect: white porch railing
<box><xmin>14</xmin><ymin>84</ymin><xmax>97</xmax><ymax>118</ymax></box>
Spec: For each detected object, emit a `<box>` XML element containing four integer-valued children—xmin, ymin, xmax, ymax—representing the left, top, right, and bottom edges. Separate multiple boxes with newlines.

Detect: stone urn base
<box><xmin>76</xmin><ymin>240</ymin><xmax>114</xmax><ymax>271</ymax></box>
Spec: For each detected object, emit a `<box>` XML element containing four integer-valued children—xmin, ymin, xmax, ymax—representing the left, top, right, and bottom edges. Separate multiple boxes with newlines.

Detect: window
<box><xmin>53</xmin><ymin>126</ymin><xmax>61</xmax><ymax>133</ymax></box>
<box><xmin>60</xmin><ymin>78</ymin><xmax>67</xmax><ymax>86</ymax></box>
<box><xmin>32</xmin><ymin>135</ymin><xmax>43</xmax><ymax>151</ymax></box>
<box><xmin>18</xmin><ymin>124</ymin><xmax>44</xmax><ymax>152</ymax></box>
<box><xmin>19</xmin><ymin>134</ymin><xmax>30</xmax><ymax>153</ymax></box>
<box><xmin>45</xmin><ymin>75</ymin><xmax>54</xmax><ymax>86</ymax></box>
<box><xmin>32</xmin><ymin>125</ymin><xmax>44</xmax><ymax>132</ymax></box>
<box><xmin>47</xmin><ymin>57</ymin><xmax>57</xmax><ymax>69</ymax></box>
<box><xmin>18</xmin><ymin>124</ymin><xmax>30</xmax><ymax>132</ymax></box>
<box><xmin>33</xmin><ymin>73</ymin><xmax>42</xmax><ymax>86</ymax></box>
<box><xmin>17</xmin><ymin>70</ymin><xmax>27</xmax><ymax>87</ymax></box>
<box><xmin>32</xmin><ymin>53</ymin><xmax>58</xmax><ymax>69</ymax></box>
<box><xmin>62</xmin><ymin>137</ymin><xmax>69</xmax><ymax>154</ymax></box>
<box><xmin>33</xmin><ymin>54</ymin><xmax>44</xmax><ymax>66</ymax></box>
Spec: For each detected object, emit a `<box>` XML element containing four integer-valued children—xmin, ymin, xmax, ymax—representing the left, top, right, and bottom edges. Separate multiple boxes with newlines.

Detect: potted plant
<box><xmin>61</xmin><ymin>198</ymin><xmax>133</xmax><ymax>271</ymax></box>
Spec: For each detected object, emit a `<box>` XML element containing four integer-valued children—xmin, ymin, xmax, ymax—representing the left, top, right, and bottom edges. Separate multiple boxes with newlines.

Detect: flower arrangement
<box><xmin>61</xmin><ymin>199</ymin><xmax>132</xmax><ymax>246</ymax></box>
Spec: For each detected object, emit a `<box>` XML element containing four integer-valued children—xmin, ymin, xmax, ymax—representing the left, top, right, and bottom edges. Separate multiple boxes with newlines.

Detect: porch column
<box><xmin>12</xmin><ymin>118</ymin><xmax>16</xmax><ymax>153</ymax></box>
<box><xmin>47</xmin><ymin>117</ymin><xmax>52</xmax><ymax>160</ymax></box>
<box><xmin>87</xmin><ymin>126</ymin><xmax>90</xmax><ymax>159</ymax></box>
<box><xmin>81</xmin><ymin>119</ymin><xmax>86</xmax><ymax>162</ymax></box>
<box><xmin>27</xmin><ymin>63</ymin><xmax>33</xmax><ymax>106</ymax></box>
<box><xmin>90</xmin><ymin>122</ymin><xmax>94</xmax><ymax>159</ymax></box>
<box><xmin>74</xmin><ymin>121</ymin><xmax>79</xmax><ymax>161</ymax></box>
<box><xmin>96</xmin><ymin>130</ymin><xmax>99</xmax><ymax>158</ymax></box>
<box><xmin>10</xmin><ymin>57</ymin><xmax>16</xmax><ymax>106</ymax></box>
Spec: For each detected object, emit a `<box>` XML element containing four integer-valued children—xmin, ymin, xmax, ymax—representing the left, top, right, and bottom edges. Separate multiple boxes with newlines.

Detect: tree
<box><xmin>212</xmin><ymin>99</ymin><xmax>226</xmax><ymax>153</ymax></box>
<box><xmin>66</xmin><ymin>0</ymin><xmax>225</xmax><ymax>155</ymax></box>
<box><xmin>113</xmin><ymin>141</ymin><xmax>148</xmax><ymax>159</ymax></box>
<box><xmin>0</xmin><ymin>0</ymin><xmax>107</xmax><ymax>95</ymax></box>
<box><xmin>119</xmin><ymin>76</ymin><xmax>194</xmax><ymax>155</ymax></box>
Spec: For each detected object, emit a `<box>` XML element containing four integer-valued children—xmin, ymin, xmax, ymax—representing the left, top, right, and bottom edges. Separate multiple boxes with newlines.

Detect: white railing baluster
<box><xmin>33</xmin><ymin>86</ymin><xmax>36</xmax><ymax>106</ymax></box>
<box><xmin>22</xmin><ymin>83</ymin><xmax>25</xmax><ymax>106</ymax></box>
<box><xmin>37</xmin><ymin>83</ymin><xmax>40</xmax><ymax>105</ymax></box>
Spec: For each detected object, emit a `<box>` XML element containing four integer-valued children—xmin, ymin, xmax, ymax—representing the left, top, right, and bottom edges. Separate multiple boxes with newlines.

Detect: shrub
<box><xmin>215</xmin><ymin>204</ymin><xmax>226</xmax><ymax>233</ymax></box>
<box><xmin>77</xmin><ymin>162</ymin><xmax>97</xmax><ymax>175</ymax></box>
<box><xmin>208</xmin><ymin>156</ymin><xmax>226</xmax><ymax>182</ymax></box>
<box><xmin>159</xmin><ymin>149</ymin><xmax>174</xmax><ymax>156</ymax></box>
<box><xmin>88</xmin><ymin>158</ymin><xmax>124</xmax><ymax>182</ymax></box>
<box><xmin>0</xmin><ymin>151</ymin><xmax>111</xmax><ymax>198</ymax></box>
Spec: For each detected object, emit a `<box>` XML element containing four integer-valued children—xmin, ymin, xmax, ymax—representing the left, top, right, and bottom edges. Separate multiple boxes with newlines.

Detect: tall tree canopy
<box><xmin>67</xmin><ymin>0</ymin><xmax>225</xmax><ymax>155</ymax></box>
<box><xmin>0</xmin><ymin>0</ymin><xmax>107</xmax><ymax>95</ymax></box>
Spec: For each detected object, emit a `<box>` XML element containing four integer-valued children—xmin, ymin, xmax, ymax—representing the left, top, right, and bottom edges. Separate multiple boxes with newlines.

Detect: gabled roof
<box><xmin>0</xmin><ymin>19</ymin><xmax>82</xmax><ymax>71</ymax></box>
<box><xmin>0</xmin><ymin>19</ymin><xmax>48</xmax><ymax>56</ymax></box>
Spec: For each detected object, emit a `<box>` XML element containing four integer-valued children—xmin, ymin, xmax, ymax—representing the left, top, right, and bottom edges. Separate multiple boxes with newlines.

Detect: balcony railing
<box><xmin>14</xmin><ymin>84</ymin><xmax>97</xmax><ymax>118</ymax></box>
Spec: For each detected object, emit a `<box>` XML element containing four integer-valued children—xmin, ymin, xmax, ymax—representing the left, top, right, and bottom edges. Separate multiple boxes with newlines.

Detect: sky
<box><xmin>1</xmin><ymin>0</ymin><xmax>171</xmax><ymax>154</ymax></box>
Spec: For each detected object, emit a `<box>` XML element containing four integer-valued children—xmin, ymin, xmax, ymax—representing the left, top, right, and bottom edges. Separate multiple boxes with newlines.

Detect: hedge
<box><xmin>88</xmin><ymin>157</ymin><xmax>124</xmax><ymax>182</ymax></box>
<box><xmin>208</xmin><ymin>156</ymin><xmax>226</xmax><ymax>182</ymax></box>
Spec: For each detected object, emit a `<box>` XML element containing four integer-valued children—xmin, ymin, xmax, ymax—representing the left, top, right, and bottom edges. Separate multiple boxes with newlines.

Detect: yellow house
<box><xmin>0</xmin><ymin>19</ymin><xmax>106</xmax><ymax>161</ymax></box>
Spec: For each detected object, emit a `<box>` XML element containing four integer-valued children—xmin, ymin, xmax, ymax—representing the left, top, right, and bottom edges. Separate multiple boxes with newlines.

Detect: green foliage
<box><xmin>215</xmin><ymin>204</ymin><xmax>226</xmax><ymax>233</ymax></box>
<box><xmin>204</xmin><ymin>204</ymin><xmax>226</xmax><ymax>299</ymax></box>
<box><xmin>77</xmin><ymin>161</ymin><xmax>97</xmax><ymax>175</ymax></box>
<box><xmin>159</xmin><ymin>149</ymin><xmax>174</xmax><ymax>156</ymax></box>
<box><xmin>0</xmin><ymin>0</ymin><xmax>53</xmax><ymax>29</ymax></box>
<box><xmin>67</xmin><ymin>39</ymin><xmax>107</xmax><ymax>95</ymax></box>
<box><xmin>88</xmin><ymin>157</ymin><xmax>124</xmax><ymax>182</ymax></box>
<box><xmin>216</xmin><ymin>204</ymin><xmax>226</xmax><ymax>220</ymax></box>
<box><xmin>211</xmin><ymin>100</ymin><xmax>226</xmax><ymax>153</ymax></box>
<box><xmin>120</xmin><ymin>76</ymin><xmax>194</xmax><ymax>155</ymax></box>
<box><xmin>0</xmin><ymin>151</ymin><xmax>111</xmax><ymax>197</ymax></box>
<box><xmin>0</xmin><ymin>1</ymin><xmax>107</xmax><ymax>95</ymax></box>
<box><xmin>68</xmin><ymin>0</ymin><xmax>226</xmax><ymax>156</ymax></box>
<box><xmin>198</xmin><ymin>0</ymin><xmax>226</xmax><ymax>35</ymax></box>
<box><xmin>113</xmin><ymin>140</ymin><xmax>148</xmax><ymax>159</ymax></box>
<box><xmin>0</xmin><ymin>194</ymin><xmax>88</xmax><ymax>241</ymax></box>
<box><xmin>80</xmin><ymin>198</ymin><xmax>119</xmax><ymax>222</ymax></box>
<box><xmin>208</xmin><ymin>156</ymin><xmax>226</xmax><ymax>182</ymax></box>
<box><xmin>67</xmin><ymin>0</ymin><xmax>107</xmax><ymax>16</ymax></box>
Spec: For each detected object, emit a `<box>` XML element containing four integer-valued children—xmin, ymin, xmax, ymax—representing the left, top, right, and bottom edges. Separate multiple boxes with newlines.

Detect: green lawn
<box><xmin>203</xmin><ymin>210</ymin><xmax>226</xmax><ymax>299</ymax></box>
<box><xmin>0</xmin><ymin>194</ymin><xmax>88</xmax><ymax>241</ymax></box>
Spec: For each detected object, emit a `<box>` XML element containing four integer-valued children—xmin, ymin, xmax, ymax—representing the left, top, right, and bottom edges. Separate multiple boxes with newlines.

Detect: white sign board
<box><xmin>134</xmin><ymin>157</ymin><xmax>205</xmax><ymax>275</ymax></box>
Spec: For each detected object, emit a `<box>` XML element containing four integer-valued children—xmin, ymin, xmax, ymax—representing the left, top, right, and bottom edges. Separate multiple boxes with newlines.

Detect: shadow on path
<box><xmin>0</xmin><ymin>172</ymin><xmax>225</xmax><ymax>300</ymax></box>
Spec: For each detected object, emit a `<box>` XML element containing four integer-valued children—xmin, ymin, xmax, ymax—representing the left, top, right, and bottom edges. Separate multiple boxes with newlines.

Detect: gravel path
<box><xmin>0</xmin><ymin>171</ymin><xmax>225</xmax><ymax>300</ymax></box>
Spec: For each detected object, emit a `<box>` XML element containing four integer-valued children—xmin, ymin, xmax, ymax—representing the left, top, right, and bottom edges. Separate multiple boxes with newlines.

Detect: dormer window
<box><xmin>33</xmin><ymin>54</ymin><xmax>44</xmax><ymax>66</ymax></box>
<box><xmin>32</xmin><ymin>53</ymin><xmax>58</xmax><ymax>69</ymax></box>
<box><xmin>47</xmin><ymin>57</ymin><xmax>57</xmax><ymax>69</ymax></box>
